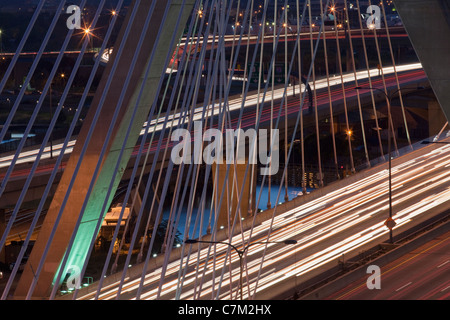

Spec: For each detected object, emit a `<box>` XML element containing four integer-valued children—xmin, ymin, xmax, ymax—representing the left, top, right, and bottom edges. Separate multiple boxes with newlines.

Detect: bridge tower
<box><xmin>394</xmin><ymin>0</ymin><xmax>450</xmax><ymax>122</ymax></box>
<box><xmin>14</xmin><ymin>0</ymin><xmax>195</xmax><ymax>299</ymax></box>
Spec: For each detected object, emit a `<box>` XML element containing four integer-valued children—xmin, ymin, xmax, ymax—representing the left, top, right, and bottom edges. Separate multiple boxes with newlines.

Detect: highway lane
<box><xmin>0</xmin><ymin>63</ymin><xmax>427</xmax><ymax>263</ymax></box>
<box><xmin>0</xmin><ymin>64</ymin><xmax>427</xmax><ymax>184</ymax></box>
<box><xmin>326</xmin><ymin>230</ymin><xmax>450</xmax><ymax>300</ymax></box>
<box><xmin>72</xmin><ymin>134</ymin><xmax>450</xmax><ymax>301</ymax></box>
<box><xmin>0</xmin><ymin>63</ymin><xmax>424</xmax><ymax>176</ymax></box>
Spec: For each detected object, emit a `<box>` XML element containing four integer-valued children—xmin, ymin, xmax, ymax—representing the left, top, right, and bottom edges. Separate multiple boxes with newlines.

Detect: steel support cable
<box><xmin>297</xmin><ymin>0</ymin><xmax>307</xmax><ymax>195</ymax></box>
<box><xmin>163</xmin><ymin>7</ymin><xmax>214</xmax><ymax>245</ymax></box>
<box><xmin>380</xmin><ymin>2</ymin><xmax>412</xmax><ymax>149</ymax></box>
<box><xmin>0</xmin><ymin>1</ymin><xmax>66</xmax><ymax>198</ymax></box>
<box><xmin>174</xmin><ymin>0</ymin><xmax>244</xmax><ymax>300</ymax></box>
<box><xmin>233</xmin><ymin>0</ymin><xmax>288</xmax><ymax>299</ymax></box>
<box><xmin>152</xmin><ymin>1</ymin><xmax>221</xmax><ymax>300</ymax></box>
<box><xmin>222</xmin><ymin>52</ymin><xmax>249</xmax><ymax>301</ymax></box>
<box><xmin>172</xmin><ymin>1</ymin><xmax>228</xmax><ymax>298</ymax></box>
<box><xmin>241</xmin><ymin>0</ymin><xmax>254</xmax><ymax>98</ymax></box>
<box><xmin>223</xmin><ymin>2</ymin><xmax>249</xmax><ymax>246</ymax></box>
<box><xmin>126</xmin><ymin>1</ymin><xmax>214</xmax><ymax>300</ymax></box>
<box><xmin>94</xmin><ymin>1</ymin><xmax>203</xmax><ymax>299</ymax></box>
<box><xmin>163</xmin><ymin>11</ymin><xmax>221</xmax><ymax>254</ymax></box>
<box><xmin>112</xmin><ymin>6</ymin><xmax>206</xmax><ymax>271</ymax></box>
<box><xmin>110</xmin><ymin>2</ymin><xmax>203</xmax><ymax>298</ymax></box>
<box><xmin>138</xmin><ymin>5</ymin><xmax>225</xmax><ymax>299</ymax></box>
<box><xmin>244</xmin><ymin>0</ymin><xmax>257</xmax><ymax>217</ymax></box>
<box><xmin>178</xmin><ymin>0</ymin><xmax>269</xmax><ymax>300</ymax></box>
<box><xmin>355</xmin><ymin>0</ymin><xmax>384</xmax><ymax>157</ymax></box>
<box><xmin>0</xmin><ymin>0</ymin><xmax>88</xmax><ymax>227</ymax></box>
<box><xmin>0</xmin><ymin>4</ymin><xmax>65</xmax><ymax>148</ymax></box>
<box><xmin>51</xmin><ymin>0</ymin><xmax>157</xmax><ymax>300</ymax></box>
<box><xmin>221</xmin><ymin>26</ymin><xmax>236</xmax><ymax>299</ymax></box>
<box><xmin>22</xmin><ymin>0</ymin><xmax>124</xmax><ymax>300</ymax></box>
<box><xmin>227</xmin><ymin>0</ymin><xmax>241</xmax><ymax>77</ymax></box>
<box><xmin>0</xmin><ymin>0</ymin><xmax>67</xmax><ymax>257</ymax></box>
<box><xmin>268</xmin><ymin>0</ymin><xmax>277</xmax><ymax>210</ymax></box>
<box><xmin>45</xmin><ymin>5</ymin><xmax>124</xmax><ymax>293</ymax></box>
<box><xmin>0</xmin><ymin>0</ymin><xmax>46</xmax><ymax>115</ymax></box>
<box><xmin>212</xmin><ymin>2</ymin><xmax>253</xmax><ymax>295</ymax></box>
<box><xmin>320</xmin><ymin>0</ymin><xmax>341</xmax><ymax>179</ymax></box>
<box><xmin>237</xmin><ymin>0</ymin><xmax>300</xmax><ymax>298</ymax></box>
<box><xmin>254</xmin><ymin>0</ymin><xmax>266</xmax><ymax>212</ymax></box>
<box><xmin>211</xmin><ymin>0</ymin><xmax>296</xmax><ymax>300</ymax></box>
<box><xmin>191</xmin><ymin>34</ymin><xmax>232</xmax><ymax>300</ymax></box>
<box><xmin>294</xmin><ymin>0</ymin><xmax>304</xmax><ymax>293</ymax></box>
<box><xmin>156</xmin><ymin>34</ymin><xmax>199</xmax><ymax>256</ymax></box>
<box><xmin>209</xmin><ymin>0</ymin><xmax>275</xmax><ymax>300</ymax></box>
<box><xmin>332</xmin><ymin>0</ymin><xmax>356</xmax><ymax>174</ymax></box>
<box><xmin>209</xmin><ymin>0</ymin><xmax>294</xmax><ymax>300</ymax></box>
<box><xmin>12</xmin><ymin>0</ymin><xmax>124</xmax><ymax>299</ymax></box>
<box><xmin>70</xmin><ymin>0</ymin><xmax>184</xmax><ymax>301</ymax></box>
<box><xmin>0</xmin><ymin>0</ymin><xmax>95</xmax><ymax>300</ymax></box>
<box><xmin>308</xmin><ymin>0</ymin><xmax>325</xmax><ymax>187</ymax></box>
<box><xmin>137</xmin><ymin>29</ymin><xmax>204</xmax><ymax>269</ymax></box>
<box><xmin>27</xmin><ymin>0</ymin><xmax>144</xmax><ymax>300</ymax></box>
<box><xmin>284</xmin><ymin>2</ymin><xmax>289</xmax><ymax>202</ymax></box>
<box><xmin>111</xmin><ymin>1</ymin><xmax>205</xmax><ymax>299</ymax></box>
<box><xmin>146</xmin><ymin>40</ymin><xmax>184</xmax><ymax>255</ymax></box>
<box><xmin>248</xmin><ymin>0</ymin><xmax>330</xmax><ymax>299</ymax></box>
<box><xmin>367</xmin><ymin>0</ymin><xmax>399</xmax><ymax>156</ymax></box>
<box><xmin>343</xmin><ymin>0</ymin><xmax>371</xmax><ymax>168</ymax></box>
<box><xmin>178</xmin><ymin>0</ymin><xmax>276</xmax><ymax>302</ymax></box>
<box><xmin>169</xmin><ymin>106</ymin><xmax>214</xmax><ymax>300</ymax></box>
<box><xmin>197</xmin><ymin>16</ymin><xmax>226</xmax><ymax>299</ymax></box>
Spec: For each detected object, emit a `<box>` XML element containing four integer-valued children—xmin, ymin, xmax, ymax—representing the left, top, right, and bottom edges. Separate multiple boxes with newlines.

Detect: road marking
<box><xmin>395</xmin><ymin>282</ymin><xmax>412</xmax><ymax>292</ymax></box>
<box><xmin>441</xmin><ymin>285</ymin><xmax>450</xmax><ymax>292</ymax></box>
<box><xmin>437</xmin><ymin>260</ymin><xmax>449</xmax><ymax>268</ymax></box>
<box><xmin>335</xmin><ymin>233</ymin><xmax>449</xmax><ymax>300</ymax></box>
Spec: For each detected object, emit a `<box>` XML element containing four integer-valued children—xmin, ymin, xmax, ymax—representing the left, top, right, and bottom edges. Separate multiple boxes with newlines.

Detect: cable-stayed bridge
<box><xmin>0</xmin><ymin>0</ymin><xmax>448</xmax><ymax>300</ymax></box>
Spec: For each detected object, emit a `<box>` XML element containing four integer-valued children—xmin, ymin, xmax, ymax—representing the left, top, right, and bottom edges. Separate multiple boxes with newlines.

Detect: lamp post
<box><xmin>354</xmin><ymin>85</ymin><xmax>424</xmax><ymax>243</ymax></box>
<box><xmin>185</xmin><ymin>238</ymin><xmax>297</xmax><ymax>299</ymax></box>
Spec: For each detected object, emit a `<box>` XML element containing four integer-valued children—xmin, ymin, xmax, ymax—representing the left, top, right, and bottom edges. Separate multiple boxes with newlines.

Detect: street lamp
<box><xmin>83</xmin><ymin>27</ymin><xmax>93</xmax><ymax>52</ymax></box>
<box><xmin>354</xmin><ymin>85</ymin><xmax>424</xmax><ymax>243</ymax></box>
<box><xmin>185</xmin><ymin>238</ymin><xmax>297</xmax><ymax>299</ymax></box>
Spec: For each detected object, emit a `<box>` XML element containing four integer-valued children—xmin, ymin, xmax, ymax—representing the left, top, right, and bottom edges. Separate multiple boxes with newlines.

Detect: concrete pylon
<box><xmin>394</xmin><ymin>0</ymin><xmax>450</xmax><ymax>122</ymax></box>
<box><xmin>14</xmin><ymin>0</ymin><xmax>195</xmax><ymax>299</ymax></box>
<box><xmin>212</xmin><ymin>161</ymin><xmax>257</xmax><ymax>229</ymax></box>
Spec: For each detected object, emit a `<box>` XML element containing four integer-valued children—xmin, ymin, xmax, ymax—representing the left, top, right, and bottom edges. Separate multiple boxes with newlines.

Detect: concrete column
<box><xmin>394</xmin><ymin>0</ymin><xmax>450</xmax><ymax>122</ymax></box>
<box><xmin>212</xmin><ymin>162</ymin><xmax>257</xmax><ymax>230</ymax></box>
<box><xmin>15</xmin><ymin>0</ymin><xmax>195</xmax><ymax>299</ymax></box>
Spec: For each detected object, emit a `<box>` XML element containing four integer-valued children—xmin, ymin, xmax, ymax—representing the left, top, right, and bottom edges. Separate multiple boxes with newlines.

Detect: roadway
<box><xmin>72</xmin><ymin>133</ymin><xmax>450</xmax><ymax>300</ymax></box>
<box><xmin>0</xmin><ymin>62</ymin><xmax>425</xmax><ymax>172</ymax></box>
<box><xmin>325</xmin><ymin>230</ymin><xmax>450</xmax><ymax>300</ymax></box>
<box><xmin>0</xmin><ymin>62</ymin><xmax>428</xmax><ymax>238</ymax></box>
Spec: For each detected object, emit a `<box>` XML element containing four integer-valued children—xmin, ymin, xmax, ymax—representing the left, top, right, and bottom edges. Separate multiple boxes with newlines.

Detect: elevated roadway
<box><xmin>0</xmin><ymin>63</ymin><xmax>428</xmax><ymax>208</ymax></box>
<box><xmin>326</xmin><ymin>229</ymin><xmax>450</xmax><ymax>300</ymax></box>
<box><xmin>70</xmin><ymin>131</ymin><xmax>450</xmax><ymax>300</ymax></box>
